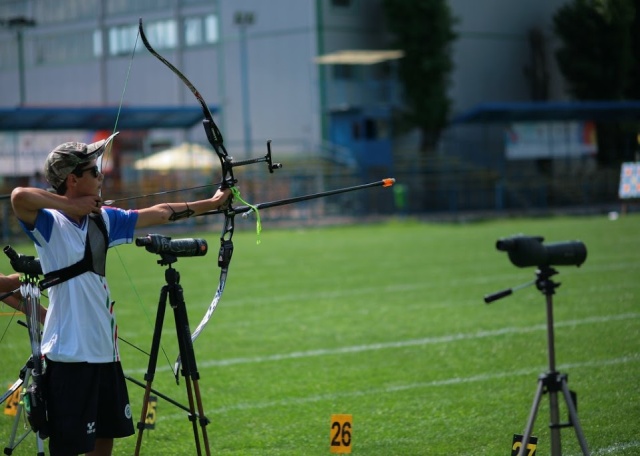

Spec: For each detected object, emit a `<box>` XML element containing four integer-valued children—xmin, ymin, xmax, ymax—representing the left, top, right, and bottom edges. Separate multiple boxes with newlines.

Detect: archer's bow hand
<box><xmin>212</xmin><ymin>188</ymin><xmax>232</xmax><ymax>210</ymax></box>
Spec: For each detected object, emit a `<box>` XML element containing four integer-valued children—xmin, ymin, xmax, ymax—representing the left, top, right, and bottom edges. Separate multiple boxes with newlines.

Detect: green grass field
<box><xmin>1</xmin><ymin>214</ymin><xmax>638</xmax><ymax>455</ymax></box>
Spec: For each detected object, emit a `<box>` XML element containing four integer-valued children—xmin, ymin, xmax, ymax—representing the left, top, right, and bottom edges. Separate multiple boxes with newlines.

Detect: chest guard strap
<box><xmin>39</xmin><ymin>213</ymin><xmax>108</xmax><ymax>290</ymax></box>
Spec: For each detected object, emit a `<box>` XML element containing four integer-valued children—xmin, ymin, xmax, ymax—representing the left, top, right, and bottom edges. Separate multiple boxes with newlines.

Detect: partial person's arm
<box><xmin>0</xmin><ymin>273</ymin><xmax>47</xmax><ymax>324</ymax></box>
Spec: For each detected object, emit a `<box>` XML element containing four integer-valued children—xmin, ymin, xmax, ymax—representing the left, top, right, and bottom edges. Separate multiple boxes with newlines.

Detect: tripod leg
<box><xmin>171</xmin><ymin>282</ymin><xmax>211</xmax><ymax>456</ymax></box>
<box><xmin>134</xmin><ymin>286</ymin><xmax>169</xmax><ymax>456</ymax></box>
<box><xmin>560</xmin><ymin>377</ymin><xmax>590</xmax><ymax>455</ymax></box>
<box><xmin>181</xmin><ymin>376</ymin><xmax>204</xmax><ymax>456</ymax></box>
<box><xmin>191</xmin><ymin>381</ymin><xmax>211</xmax><ymax>455</ymax></box>
<box><xmin>4</xmin><ymin>368</ymin><xmax>38</xmax><ymax>455</ymax></box>
<box><xmin>180</xmin><ymin>376</ymin><xmax>211</xmax><ymax>456</ymax></box>
<box><xmin>36</xmin><ymin>433</ymin><xmax>45</xmax><ymax>456</ymax></box>
<box><xmin>549</xmin><ymin>388</ymin><xmax>562</xmax><ymax>456</ymax></box>
<box><xmin>4</xmin><ymin>368</ymin><xmax>28</xmax><ymax>454</ymax></box>
<box><xmin>518</xmin><ymin>377</ymin><xmax>545</xmax><ymax>456</ymax></box>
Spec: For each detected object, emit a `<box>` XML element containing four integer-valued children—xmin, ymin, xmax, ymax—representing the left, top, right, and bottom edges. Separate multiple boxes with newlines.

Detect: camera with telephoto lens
<box><xmin>3</xmin><ymin>245</ymin><xmax>42</xmax><ymax>275</ymax></box>
<box><xmin>135</xmin><ymin>234</ymin><xmax>208</xmax><ymax>257</ymax></box>
<box><xmin>496</xmin><ymin>235</ymin><xmax>587</xmax><ymax>268</ymax></box>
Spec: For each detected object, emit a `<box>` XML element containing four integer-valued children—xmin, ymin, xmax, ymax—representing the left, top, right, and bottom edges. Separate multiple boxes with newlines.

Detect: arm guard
<box><xmin>166</xmin><ymin>203</ymin><xmax>195</xmax><ymax>221</ymax></box>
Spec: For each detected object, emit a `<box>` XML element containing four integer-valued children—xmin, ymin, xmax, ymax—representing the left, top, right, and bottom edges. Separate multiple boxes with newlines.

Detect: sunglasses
<box><xmin>74</xmin><ymin>165</ymin><xmax>100</xmax><ymax>178</ymax></box>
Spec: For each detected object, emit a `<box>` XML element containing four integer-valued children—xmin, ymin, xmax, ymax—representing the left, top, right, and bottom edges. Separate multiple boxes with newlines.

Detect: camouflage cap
<box><xmin>44</xmin><ymin>132</ymin><xmax>118</xmax><ymax>189</ymax></box>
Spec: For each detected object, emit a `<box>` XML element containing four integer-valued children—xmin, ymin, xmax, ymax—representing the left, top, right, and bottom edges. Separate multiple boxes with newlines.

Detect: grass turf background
<box><xmin>1</xmin><ymin>214</ymin><xmax>638</xmax><ymax>455</ymax></box>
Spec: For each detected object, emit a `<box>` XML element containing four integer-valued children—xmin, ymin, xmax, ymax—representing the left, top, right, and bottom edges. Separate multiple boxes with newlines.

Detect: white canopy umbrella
<box><xmin>133</xmin><ymin>142</ymin><xmax>219</xmax><ymax>171</ymax></box>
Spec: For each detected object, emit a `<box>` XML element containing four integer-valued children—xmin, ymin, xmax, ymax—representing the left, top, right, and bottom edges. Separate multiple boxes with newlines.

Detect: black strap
<box><xmin>39</xmin><ymin>214</ymin><xmax>108</xmax><ymax>290</ymax></box>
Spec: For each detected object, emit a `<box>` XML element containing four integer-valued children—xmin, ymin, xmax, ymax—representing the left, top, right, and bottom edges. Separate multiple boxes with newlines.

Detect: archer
<box><xmin>10</xmin><ymin>132</ymin><xmax>230</xmax><ymax>456</ymax></box>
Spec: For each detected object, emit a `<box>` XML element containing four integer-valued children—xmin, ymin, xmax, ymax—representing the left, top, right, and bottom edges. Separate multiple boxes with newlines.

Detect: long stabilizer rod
<box><xmin>201</xmin><ymin>177</ymin><xmax>396</xmax><ymax>217</ymax></box>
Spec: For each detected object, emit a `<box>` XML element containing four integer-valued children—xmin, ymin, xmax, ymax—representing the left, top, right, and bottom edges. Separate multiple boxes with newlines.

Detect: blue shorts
<box><xmin>44</xmin><ymin>359</ymin><xmax>134</xmax><ymax>455</ymax></box>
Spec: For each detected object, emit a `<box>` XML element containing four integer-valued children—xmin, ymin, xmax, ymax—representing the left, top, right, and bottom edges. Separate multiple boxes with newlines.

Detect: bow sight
<box><xmin>224</xmin><ymin>139</ymin><xmax>282</xmax><ymax>174</ymax></box>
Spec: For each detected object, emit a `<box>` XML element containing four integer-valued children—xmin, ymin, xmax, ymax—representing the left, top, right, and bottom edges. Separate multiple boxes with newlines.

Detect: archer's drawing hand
<box><xmin>73</xmin><ymin>195</ymin><xmax>103</xmax><ymax>217</ymax></box>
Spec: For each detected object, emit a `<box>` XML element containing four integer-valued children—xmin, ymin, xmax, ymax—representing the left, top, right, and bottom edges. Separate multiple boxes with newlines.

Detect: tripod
<box><xmin>3</xmin><ymin>358</ymin><xmax>46</xmax><ymax>456</ymax></box>
<box><xmin>134</xmin><ymin>253</ymin><xmax>211</xmax><ymax>456</ymax></box>
<box><xmin>486</xmin><ymin>266</ymin><xmax>590</xmax><ymax>456</ymax></box>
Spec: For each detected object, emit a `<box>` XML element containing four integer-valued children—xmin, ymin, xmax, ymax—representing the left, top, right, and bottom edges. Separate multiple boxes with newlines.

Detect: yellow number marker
<box><xmin>3</xmin><ymin>386</ymin><xmax>21</xmax><ymax>417</ymax></box>
<box><xmin>330</xmin><ymin>414</ymin><xmax>352</xmax><ymax>454</ymax></box>
<box><xmin>512</xmin><ymin>434</ymin><xmax>538</xmax><ymax>456</ymax></box>
<box><xmin>144</xmin><ymin>396</ymin><xmax>158</xmax><ymax>430</ymax></box>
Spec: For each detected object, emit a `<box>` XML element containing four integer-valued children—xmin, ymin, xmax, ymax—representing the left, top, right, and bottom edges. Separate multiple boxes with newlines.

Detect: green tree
<box><xmin>554</xmin><ymin>0</ymin><xmax>635</xmax><ymax>99</ymax></box>
<box><xmin>382</xmin><ymin>0</ymin><xmax>457</xmax><ymax>154</ymax></box>
<box><xmin>627</xmin><ymin>0</ymin><xmax>640</xmax><ymax>99</ymax></box>
<box><xmin>553</xmin><ymin>0</ymin><xmax>637</xmax><ymax>164</ymax></box>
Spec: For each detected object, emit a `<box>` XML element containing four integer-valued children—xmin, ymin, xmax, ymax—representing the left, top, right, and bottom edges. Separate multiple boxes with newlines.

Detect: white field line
<box><xmin>139</xmin><ymin>311</ymin><xmax>640</xmax><ymax>454</ymax></box>
<box><xmin>220</xmin><ymin>272</ymin><xmax>639</xmax><ymax>309</ymax></box>
<box><xmin>214</xmin><ymin>258</ymin><xmax>639</xmax><ymax>310</ymax></box>
<box><xmin>203</xmin><ymin>354</ymin><xmax>639</xmax><ymax>415</ymax></box>
<box><xmin>589</xmin><ymin>441</ymin><xmax>640</xmax><ymax>455</ymax></box>
<box><xmin>145</xmin><ymin>353</ymin><xmax>640</xmax><ymax>456</ymax></box>
<box><xmin>127</xmin><ymin>312</ymin><xmax>640</xmax><ymax>375</ymax></box>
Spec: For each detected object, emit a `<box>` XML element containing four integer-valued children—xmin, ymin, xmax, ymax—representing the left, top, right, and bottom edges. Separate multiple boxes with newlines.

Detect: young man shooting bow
<box><xmin>11</xmin><ymin>132</ymin><xmax>230</xmax><ymax>456</ymax></box>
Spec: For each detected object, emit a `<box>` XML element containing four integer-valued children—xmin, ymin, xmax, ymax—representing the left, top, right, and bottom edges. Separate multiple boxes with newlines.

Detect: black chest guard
<box><xmin>39</xmin><ymin>213</ymin><xmax>108</xmax><ymax>290</ymax></box>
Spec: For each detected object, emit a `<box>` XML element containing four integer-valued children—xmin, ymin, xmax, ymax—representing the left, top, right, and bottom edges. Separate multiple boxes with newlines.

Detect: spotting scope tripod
<box><xmin>485</xmin><ymin>266</ymin><xmax>590</xmax><ymax>456</ymax></box>
<box><xmin>133</xmin><ymin>250</ymin><xmax>211</xmax><ymax>456</ymax></box>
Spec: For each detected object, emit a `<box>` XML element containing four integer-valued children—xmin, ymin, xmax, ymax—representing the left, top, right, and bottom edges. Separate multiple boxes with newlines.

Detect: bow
<box><xmin>3</xmin><ymin>246</ymin><xmax>49</xmax><ymax>439</ymax></box>
<box><xmin>138</xmin><ymin>19</ymin><xmax>283</xmax><ymax>377</ymax></box>
<box><xmin>137</xmin><ymin>19</ymin><xmax>396</xmax><ymax>377</ymax></box>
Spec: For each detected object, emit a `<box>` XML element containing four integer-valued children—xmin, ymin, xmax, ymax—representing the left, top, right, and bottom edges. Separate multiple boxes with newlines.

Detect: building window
<box><xmin>108</xmin><ymin>23</ymin><xmax>139</xmax><ymax>56</ymax></box>
<box><xmin>34</xmin><ymin>0</ymin><xmax>100</xmax><ymax>24</ymax></box>
<box><xmin>146</xmin><ymin>20</ymin><xmax>177</xmax><ymax>50</ymax></box>
<box><xmin>108</xmin><ymin>19</ymin><xmax>177</xmax><ymax>56</ymax></box>
<box><xmin>185</xmin><ymin>14</ymin><xmax>218</xmax><ymax>46</ymax></box>
<box><xmin>93</xmin><ymin>30</ymin><xmax>102</xmax><ymax>57</ymax></box>
<box><xmin>35</xmin><ymin>31</ymin><xmax>95</xmax><ymax>64</ymax></box>
<box><xmin>184</xmin><ymin>17</ymin><xmax>203</xmax><ymax>46</ymax></box>
<box><xmin>204</xmin><ymin>14</ymin><xmax>218</xmax><ymax>44</ymax></box>
<box><xmin>364</xmin><ymin>118</ymin><xmax>377</xmax><ymax>139</ymax></box>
